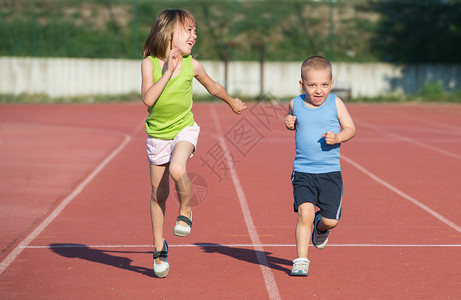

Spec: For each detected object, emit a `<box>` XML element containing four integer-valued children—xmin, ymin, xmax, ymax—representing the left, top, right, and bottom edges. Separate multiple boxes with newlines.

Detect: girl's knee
<box><xmin>151</xmin><ymin>187</ymin><xmax>169</xmax><ymax>203</ymax></box>
<box><xmin>169</xmin><ymin>163</ymin><xmax>187</xmax><ymax>181</ymax></box>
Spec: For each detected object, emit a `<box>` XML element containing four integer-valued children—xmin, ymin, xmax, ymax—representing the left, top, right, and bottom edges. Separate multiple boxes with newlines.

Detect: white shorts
<box><xmin>146</xmin><ymin>123</ymin><xmax>200</xmax><ymax>165</ymax></box>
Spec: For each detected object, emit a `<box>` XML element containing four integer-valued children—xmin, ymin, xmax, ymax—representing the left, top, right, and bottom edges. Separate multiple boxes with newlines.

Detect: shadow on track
<box><xmin>49</xmin><ymin>243</ymin><xmax>154</xmax><ymax>278</ymax></box>
<box><xmin>195</xmin><ymin>243</ymin><xmax>292</xmax><ymax>274</ymax></box>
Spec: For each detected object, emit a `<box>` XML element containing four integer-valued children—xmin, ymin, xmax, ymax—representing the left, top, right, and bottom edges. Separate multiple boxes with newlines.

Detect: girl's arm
<box><xmin>141</xmin><ymin>49</ymin><xmax>181</xmax><ymax>107</ymax></box>
<box><xmin>192</xmin><ymin>58</ymin><xmax>246</xmax><ymax>114</ymax></box>
<box><xmin>322</xmin><ymin>97</ymin><xmax>356</xmax><ymax>145</ymax></box>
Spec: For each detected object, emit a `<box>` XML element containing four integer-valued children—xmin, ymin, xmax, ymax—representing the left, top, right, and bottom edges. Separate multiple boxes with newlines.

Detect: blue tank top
<box><xmin>292</xmin><ymin>94</ymin><xmax>341</xmax><ymax>174</ymax></box>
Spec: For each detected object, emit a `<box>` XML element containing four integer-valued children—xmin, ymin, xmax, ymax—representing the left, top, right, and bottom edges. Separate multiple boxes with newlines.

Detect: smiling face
<box><xmin>299</xmin><ymin>68</ymin><xmax>334</xmax><ymax>107</ymax></box>
<box><xmin>171</xmin><ymin>18</ymin><xmax>197</xmax><ymax>56</ymax></box>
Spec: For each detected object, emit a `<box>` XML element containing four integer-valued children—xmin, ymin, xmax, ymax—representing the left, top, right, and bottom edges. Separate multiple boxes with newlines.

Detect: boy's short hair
<box><xmin>301</xmin><ymin>56</ymin><xmax>332</xmax><ymax>80</ymax></box>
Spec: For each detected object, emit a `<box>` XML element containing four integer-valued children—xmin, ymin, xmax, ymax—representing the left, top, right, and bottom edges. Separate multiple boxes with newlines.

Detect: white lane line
<box><xmin>0</xmin><ymin>134</ymin><xmax>132</xmax><ymax>275</ymax></box>
<box><xmin>342</xmin><ymin>154</ymin><xmax>461</xmax><ymax>233</ymax></box>
<box><xmin>390</xmin><ymin>134</ymin><xmax>461</xmax><ymax>160</ymax></box>
<box><xmin>357</xmin><ymin>119</ymin><xmax>461</xmax><ymax>160</ymax></box>
<box><xmin>210</xmin><ymin>105</ymin><xmax>281</xmax><ymax>300</ymax></box>
<box><xmin>22</xmin><ymin>244</ymin><xmax>461</xmax><ymax>249</ymax></box>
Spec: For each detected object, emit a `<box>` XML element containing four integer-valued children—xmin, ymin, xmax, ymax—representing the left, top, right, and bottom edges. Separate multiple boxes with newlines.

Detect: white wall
<box><xmin>0</xmin><ymin>57</ymin><xmax>139</xmax><ymax>98</ymax></box>
<box><xmin>1</xmin><ymin>57</ymin><xmax>460</xmax><ymax>99</ymax></box>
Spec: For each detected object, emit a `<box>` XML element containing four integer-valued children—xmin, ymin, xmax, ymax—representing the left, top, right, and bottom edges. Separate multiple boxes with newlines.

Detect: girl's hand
<box><xmin>231</xmin><ymin>98</ymin><xmax>247</xmax><ymax>115</ymax></box>
<box><xmin>284</xmin><ymin>115</ymin><xmax>296</xmax><ymax>130</ymax></box>
<box><xmin>165</xmin><ymin>48</ymin><xmax>181</xmax><ymax>74</ymax></box>
<box><xmin>322</xmin><ymin>131</ymin><xmax>338</xmax><ymax>145</ymax></box>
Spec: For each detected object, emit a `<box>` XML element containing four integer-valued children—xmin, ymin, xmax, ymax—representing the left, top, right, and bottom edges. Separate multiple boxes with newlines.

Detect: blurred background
<box><xmin>1</xmin><ymin>0</ymin><xmax>461</xmax><ymax>102</ymax></box>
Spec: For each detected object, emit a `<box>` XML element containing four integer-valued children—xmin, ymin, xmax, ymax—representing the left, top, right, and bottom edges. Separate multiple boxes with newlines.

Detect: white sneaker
<box><xmin>153</xmin><ymin>260</ymin><xmax>169</xmax><ymax>278</ymax></box>
<box><xmin>153</xmin><ymin>240</ymin><xmax>169</xmax><ymax>278</ymax></box>
<box><xmin>312</xmin><ymin>211</ymin><xmax>330</xmax><ymax>250</ymax></box>
<box><xmin>290</xmin><ymin>257</ymin><xmax>309</xmax><ymax>276</ymax></box>
<box><xmin>174</xmin><ymin>212</ymin><xmax>192</xmax><ymax>237</ymax></box>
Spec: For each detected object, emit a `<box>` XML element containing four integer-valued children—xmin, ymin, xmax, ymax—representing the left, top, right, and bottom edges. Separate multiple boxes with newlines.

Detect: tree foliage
<box><xmin>0</xmin><ymin>0</ymin><xmax>460</xmax><ymax>63</ymax></box>
<box><xmin>371</xmin><ymin>0</ymin><xmax>461</xmax><ymax>63</ymax></box>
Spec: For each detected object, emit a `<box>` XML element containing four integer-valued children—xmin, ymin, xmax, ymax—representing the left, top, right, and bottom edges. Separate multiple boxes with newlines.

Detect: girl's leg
<box><xmin>149</xmin><ymin>163</ymin><xmax>170</xmax><ymax>263</ymax></box>
<box><xmin>169</xmin><ymin>141</ymin><xmax>194</xmax><ymax>226</ymax></box>
<box><xmin>295</xmin><ymin>202</ymin><xmax>316</xmax><ymax>258</ymax></box>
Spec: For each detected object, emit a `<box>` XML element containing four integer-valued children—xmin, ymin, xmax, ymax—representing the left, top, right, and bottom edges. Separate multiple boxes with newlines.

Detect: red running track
<box><xmin>0</xmin><ymin>102</ymin><xmax>460</xmax><ymax>299</ymax></box>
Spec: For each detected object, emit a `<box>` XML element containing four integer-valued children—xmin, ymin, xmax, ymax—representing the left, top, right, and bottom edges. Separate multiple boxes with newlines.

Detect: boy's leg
<box><xmin>291</xmin><ymin>202</ymin><xmax>315</xmax><ymax>276</ymax></box>
<box><xmin>170</xmin><ymin>141</ymin><xmax>195</xmax><ymax>226</ymax></box>
<box><xmin>317</xmin><ymin>215</ymin><xmax>339</xmax><ymax>232</ymax></box>
<box><xmin>291</xmin><ymin>171</ymin><xmax>318</xmax><ymax>275</ymax></box>
<box><xmin>312</xmin><ymin>211</ymin><xmax>338</xmax><ymax>250</ymax></box>
<box><xmin>312</xmin><ymin>171</ymin><xmax>342</xmax><ymax>249</ymax></box>
<box><xmin>149</xmin><ymin>163</ymin><xmax>170</xmax><ymax>263</ymax></box>
<box><xmin>295</xmin><ymin>202</ymin><xmax>316</xmax><ymax>258</ymax></box>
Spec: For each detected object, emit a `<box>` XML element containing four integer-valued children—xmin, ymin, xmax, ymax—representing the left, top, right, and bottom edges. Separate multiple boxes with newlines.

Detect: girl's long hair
<box><xmin>142</xmin><ymin>9</ymin><xmax>196</xmax><ymax>60</ymax></box>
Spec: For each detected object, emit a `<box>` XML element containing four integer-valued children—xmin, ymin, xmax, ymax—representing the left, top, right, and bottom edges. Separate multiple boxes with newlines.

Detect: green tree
<box><xmin>372</xmin><ymin>0</ymin><xmax>461</xmax><ymax>63</ymax></box>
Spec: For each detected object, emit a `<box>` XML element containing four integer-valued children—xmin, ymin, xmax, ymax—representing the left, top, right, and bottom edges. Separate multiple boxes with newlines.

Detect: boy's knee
<box><xmin>322</xmin><ymin>218</ymin><xmax>339</xmax><ymax>230</ymax></box>
<box><xmin>297</xmin><ymin>206</ymin><xmax>315</xmax><ymax>225</ymax></box>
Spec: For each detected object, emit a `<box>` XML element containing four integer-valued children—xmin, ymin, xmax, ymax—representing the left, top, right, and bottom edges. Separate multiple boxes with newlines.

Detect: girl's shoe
<box><xmin>173</xmin><ymin>212</ymin><xmax>192</xmax><ymax>237</ymax></box>
<box><xmin>153</xmin><ymin>240</ymin><xmax>169</xmax><ymax>278</ymax></box>
<box><xmin>290</xmin><ymin>257</ymin><xmax>309</xmax><ymax>276</ymax></box>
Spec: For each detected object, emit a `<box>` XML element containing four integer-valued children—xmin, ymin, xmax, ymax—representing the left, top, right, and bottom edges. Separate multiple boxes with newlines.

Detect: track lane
<box><xmin>1</xmin><ymin>103</ymin><xmax>460</xmax><ymax>299</ymax></box>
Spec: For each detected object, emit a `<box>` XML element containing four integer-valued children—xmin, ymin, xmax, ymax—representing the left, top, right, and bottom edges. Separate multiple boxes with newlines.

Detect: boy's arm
<box><xmin>192</xmin><ymin>59</ymin><xmax>246</xmax><ymax>114</ymax></box>
<box><xmin>284</xmin><ymin>98</ymin><xmax>296</xmax><ymax>130</ymax></box>
<box><xmin>322</xmin><ymin>97</ymin><xmax>356</xmax><ymax>144</ymax></box>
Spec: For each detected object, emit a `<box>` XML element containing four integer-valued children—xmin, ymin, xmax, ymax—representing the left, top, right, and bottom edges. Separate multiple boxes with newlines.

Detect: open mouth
<box><xmin>314</xmin><ymin>96</ymin><xmax>323</xmax><ymax>102</ymax></box>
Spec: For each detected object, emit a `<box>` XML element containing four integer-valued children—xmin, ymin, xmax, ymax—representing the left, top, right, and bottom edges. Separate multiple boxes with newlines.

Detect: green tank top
<box><xmin>145</xmin><ymin>55</ymin><xmax>194</xmax><ymax>139</ymax></box>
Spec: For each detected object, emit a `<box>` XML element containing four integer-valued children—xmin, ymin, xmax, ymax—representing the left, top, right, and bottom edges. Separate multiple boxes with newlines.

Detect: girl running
<box><xmin>141</xmin><ymin>9</ymin><xmax>246</xmax><ymax>278</ymax></box>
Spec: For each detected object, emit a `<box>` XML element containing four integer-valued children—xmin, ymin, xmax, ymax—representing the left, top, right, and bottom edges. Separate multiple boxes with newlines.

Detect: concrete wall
<box><xmin>1</xmin><ymin>57</ymin><xmax>460</xmax><ymax>99</ymax></box>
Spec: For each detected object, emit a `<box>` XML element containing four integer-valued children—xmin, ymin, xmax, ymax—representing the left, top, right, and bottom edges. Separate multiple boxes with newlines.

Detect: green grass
<box><xmin>348</xmin><ymin>93</ymin><xmax>461</xmax><ymax>104</ymax></box>
<box><xmin>0</xmin><ymin>93</ymin><xmax>142</xmax><ymax>104</ymax></box>
<box><xmin>2</xmin><ymin>91</ymin><xmax>461</xmax><ymax>104</ymax></box>
<box><xmin>0</xmin><ymin>92</ymin><xmax>268</xmax><ymax>104</ymax></box>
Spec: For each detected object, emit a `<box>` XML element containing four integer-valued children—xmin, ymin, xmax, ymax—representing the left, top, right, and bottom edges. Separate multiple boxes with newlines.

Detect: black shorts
<box><xmin>291</xmin><ymin>171</ymin><xmax>343</xmax><ymax>220</ymax></box>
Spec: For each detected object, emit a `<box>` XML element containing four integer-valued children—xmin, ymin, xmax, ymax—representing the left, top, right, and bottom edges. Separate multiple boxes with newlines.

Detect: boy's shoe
<box><xmin>312</xmin><ymin>211</ymin><xmax>330</xmax><ymax>250</ymax></box>
<box><xmin>290</xmin><ymin>257</ymin><xmax>309</xmax><ymax>276</ymax></box>
<box><xmin>153</xmin><ymin>240</ymin><xmax>169</xmax><ymax>278</ymax></box>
